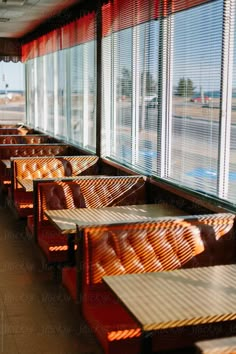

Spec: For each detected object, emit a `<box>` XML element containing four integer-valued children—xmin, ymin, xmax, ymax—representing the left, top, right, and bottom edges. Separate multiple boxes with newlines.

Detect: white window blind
<box><xmin>36</xmin><ymin>56</ymin><xmax>46</xmax><ymax>132</ymax></box>
<box><xmin>45</xmin><ymin>53</ymin><xmax>55</xmax><ymax>135</ymax></box>
<box><xmin>26</xmin><ymin>60</ymin><xmax>35</xmax><ymax>127</ymax></box>
<box><xmin>102</xmin><ymin>0</ymin><xmax>159</xmax><ymax>175</ymax></box>
<box><xmin>56</xmin><ymin>50</ymin><xmax>68</xmax><ymax>139</ymax></box>
<box><xmin>228</xmin><ymin>0</ymin><xmax>236</xmax><ymax>204</ymax></box>
<box><xmin>69</xmin><ymin>40</ymin><xmax>96</xmax><ymax>152</ymax></box>
<box><xmin>166</xmin><ymin>0</ymin><xmax>224</xmax><ymax>196</ymax></box>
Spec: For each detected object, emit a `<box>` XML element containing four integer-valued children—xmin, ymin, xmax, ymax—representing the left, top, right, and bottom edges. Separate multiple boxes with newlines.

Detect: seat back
<box><xmin>184</xmin><ymin>213</ymin><xmax>235</xmax><ymax>240</ymax></box>
<box><xmin>183</xmin><ymin>213</ymin><xmax>235</xmax><ymax>266</ymax></box>
<box><xmin>83</xmin><ymin>219</ymin><xmax>204</xmax><ymax>286</ymax></box>
<box><xmin>76</xmin><ymin>175</ymin><xmax>146</xmax><ymax>208</ymax></box>
<box><xmin>0</xmin><ymin>143</ymin><xmax>69</xmax><ymax>159</ymax></box>
<box><xmin>36</xmin><ymin>175</ymin><xmax>146</xmax><ymax>224</ymax></box>
<box><xmin>12</xmin><ymin>155</ymin><xmax>99</xmax><ymax>192</ymax></box>
<box><xmin>38</xmin><ymin>182</ymin><xmax>86</xmax><ymax>220</ymax></box>
<box><xmin>0</xmin><ymin>134</ymin><xmax>49</xmax><ymax>144</ymax></box>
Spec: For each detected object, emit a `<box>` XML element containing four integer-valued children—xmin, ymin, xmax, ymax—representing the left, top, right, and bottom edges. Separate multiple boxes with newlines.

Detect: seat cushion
<box><xmin>27</xmin><ymin>215</ymin><xmax>34</xmax><ymax>235</ymax></box>
<box><xmin>38</xmin><ymin>225</ymin><xmax>70</xmax><ymax>264</ymax></box>
<box><xmin>83</xmin><ymin>284</ymin><xmax>141</xmax><ymax>354</ymax></box>
<box><xmin>14</xmin><ymin>190</ymin><xmax>33</xmax><ymax>217</ymax></box>
<box><xmin>62</xmin><ymin>266</ymin><xmax>77</xmax><ymax>302</ymax></box>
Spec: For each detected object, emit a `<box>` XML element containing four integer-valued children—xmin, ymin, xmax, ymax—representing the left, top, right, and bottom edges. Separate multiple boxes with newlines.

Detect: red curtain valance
<box><xmin>102</xmin><ymin>0</ymin><xmax>160</xmax><ymax>37</ymax></box>
<box><xmin>21</xmin><ymin>12</ymin><xmax>96</xmax><ymax>62</ymax></box>
<box><xmin>102</xmin><ymin>0</ymin><xmax>214</xmax><ymax>37</ymax></box>
<box><xmin>61</xmin><ymin>13</ymin><xmax>96</xmax><ymax>50</ymax></box>
<box><xmin>21</xmin><ymin>0</ymin><xmax>214</xmax><ymax>61</ymax></box>
<box><xmin>170</xmin><ymin>0</ymin><xmax>212</xmax><ymax>13</ymax></box>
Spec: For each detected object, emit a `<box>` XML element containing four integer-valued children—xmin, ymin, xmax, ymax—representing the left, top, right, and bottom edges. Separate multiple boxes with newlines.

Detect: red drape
<box><xmin>21</xmin><ymin>0</ymin><xmax>213</xmax><ymax>61</ymax></box>
<box><xmin>61</xmin><ymin>12</ymin><xmax>96</xmax><ymax>50</ymax></box>
<box><xmin>102</xmin><ymin>0</ymin><xmax>159</xmax><ymax>37</ymax></box>
<box><xmin>171</xmin><ymin>0</ymin><xmax>212</xmax><ymax>13</ymax></box>
<box><xmin>21</xmin><ymin>12</ymin><xmax>95</xmax><ymax>62</ymax></box>
<box><xmin>102</xmin><ymin>0</ymin><xmax>213</xmax><ymax>37</ymax></box>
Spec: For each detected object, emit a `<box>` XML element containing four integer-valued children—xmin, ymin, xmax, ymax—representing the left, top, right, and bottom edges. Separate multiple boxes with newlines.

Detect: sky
<box><xmin>0</xmin><ymin>62</ymin><xmax>24</xmax><ymax>91</ymax></box>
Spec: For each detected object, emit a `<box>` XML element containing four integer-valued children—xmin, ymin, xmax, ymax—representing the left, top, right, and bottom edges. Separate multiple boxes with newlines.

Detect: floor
<box><xmin>0</xmin><ymin>194</ymin><xmax>103</xmax><ymax>354</ymax></box>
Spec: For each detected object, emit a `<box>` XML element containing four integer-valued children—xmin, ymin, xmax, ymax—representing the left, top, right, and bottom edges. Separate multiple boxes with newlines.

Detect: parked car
<box><xmin>190</xmin><ymin>94</ymin><xmax>211</xmax><ymax>103</ymax></box>
<box><xmin>147</xmin><ymin>96</ymin><xmax>158</xmax><ymax>108</ymax></box>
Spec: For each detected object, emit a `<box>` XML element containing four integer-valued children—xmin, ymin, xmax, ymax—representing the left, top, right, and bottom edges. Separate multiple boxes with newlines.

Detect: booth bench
<box><xmin>10</xmin><ymin>155</ymin><xmax>99</xmax><ymax>217</ymax></box>
<box><xmin>62</xmin><ymin>213</ymin><xmax>235</xmax><ymax>354</ymax></box>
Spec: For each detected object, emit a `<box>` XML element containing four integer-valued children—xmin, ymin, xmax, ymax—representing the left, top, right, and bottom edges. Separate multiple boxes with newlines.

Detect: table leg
<box><xmin>75</xmin><ymin>228</ymin><xmax>84</xmax><ymax>312</ymax></box>
<box><xmin>141</xmin><ymin>331</ymin><xmax>152</xmax><ymax>354</ymax></box>
<box><xmin>67</xmin><ymin>233</ymin><xmax>75</xmax><ymax>266</ymax></box>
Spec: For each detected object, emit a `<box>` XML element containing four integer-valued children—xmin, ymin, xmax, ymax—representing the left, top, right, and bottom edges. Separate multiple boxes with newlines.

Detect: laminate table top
<box><xmin>103</xmin><ymin>264</ymin><xmax>236</xmax><ymax>332</ymax></box>
<box><xmin>1</xmin><ymin>159</ymin><xmax>11</xmax><ymax>169</ymax></box>
<box><xmin>44</xmin><ymin>203</ymin><xmax>187</xmax><ymax>234</ymax></box>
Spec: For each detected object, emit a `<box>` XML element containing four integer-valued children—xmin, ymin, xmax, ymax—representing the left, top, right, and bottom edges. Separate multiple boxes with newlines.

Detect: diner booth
<box><xmin>0</xmin><ymin>0</ymin><xmax>235</xmax><ymax>353</ymax></box>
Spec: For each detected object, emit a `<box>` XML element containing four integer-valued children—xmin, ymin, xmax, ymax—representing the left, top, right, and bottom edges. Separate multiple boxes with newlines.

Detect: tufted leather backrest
<box><xmin>21</xmin><ymin>136</ymin><xmax>49</xmax><ymax>144</ymax></box>
<box><xmin>185</xmin><ymin>213</ymin><xmax>235</xmax><ymax>240</ymax></box>
<box><xmin>12</xmin><ymin>155</ymin><xmax>99</xmax><ymax>190</ymax></box>
<box><xmin>0</xmin><ymin>128</ymin><xmax>20</xmax><ymax>135</ymax></box>
<box><xmin>0</xmin><ymin>144</ymin><xmax>69</xmax><ymax>159</ymax></box>
<box><xmin>36</xmin><ymin>176</ymin><xmax>146</xmax><ymax>223</ymax></box>
<box><xmin>15</xmin><ymin>158</ymin><xmax>68</xmax><ymax>181</ymax></box>
<box><xmin>38</xmin><ymin>182</ymin><xmax>86</xmax><ymax>218</ymax></box>
<box><xmin>74</xmin><ymin>176</ymin><xmax>146</xmax><ymax>208</ymax></box>
<box><xmin>66</xmin><ymin>156</ymin><xmax>99</xmax><ymax>176</ymax></box>
<box><xmin>0</xmin><ymin>135</ymin><xmax>49</xmax><ymax>144</ymax></box>
<box><xmin>0</xmin><ymin>136</ymin><xmax>17</xmax><ymax>144</ymax></box>
<box><xmin>83</xmin><ymin>220</ymin><xmax>204</xmax><ymax>285</ymax></box>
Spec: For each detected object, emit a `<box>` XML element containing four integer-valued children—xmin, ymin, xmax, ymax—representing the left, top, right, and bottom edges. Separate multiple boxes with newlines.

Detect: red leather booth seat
<box><xmin>11</xmin><ymin>155</ymin><xmax>99</xmax><ymax>217</ymax></box>
<box><xmin>62</xmin><ymin>213</ymin><xmax>235</xmax><ymax>354</ymax></box>
<box><xmin>0</xmin><ymin>144</ymin><xmax>70</xmax><ymax>193</ymax></box>
<box><xmin>33</xmin><ymin>175</ymin><xmax>146</xmax><ymax>265</ymax></box>
<box><xmin>0</xmin><ymin>128</ymin><xmax>25</xmax><ymax>135</ymax></box>
<box><xmin>0</xmin><ymin>134</ymin><xmax>50</xmax><ymax>144</ymax></box>
<box><xmin>68</xmin><ymin>219</ymin><xmax>205</xmax><ymax>354</ymax></box>
<box><xmin>36</xmin><ymin>182</ymin><xmax>86</xmax><ymax>264</ymax></box>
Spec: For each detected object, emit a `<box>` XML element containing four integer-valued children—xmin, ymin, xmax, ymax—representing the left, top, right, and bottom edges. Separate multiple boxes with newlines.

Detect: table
<box><xmin>17</xmin><ymin>178</ymin><xmax>33</xmax><ymax>192</ymax></box>
<box><xmin>16</xmin><ymin>175</ymin><xmax>108</xmax><ymax>192</ymax></box>
<box><xmin>1</xmin><ymin>159</ymin><xmax>11</xmax><ymax>169</ymax></box>
<box><xmin>196</xmin><ymin>335</ymin><xmax>236</xmax><ymax>353</ymax></box>
<box><xmin>44</xmin><ymin>203</ymin><xmax>186</xmax><ymax>234</ymax></box>
<box><xmin>103</xmin><ymin>264</ymin><xmax>236</xmax><ymax>352</ymax></box>
<box><xmin>45</xmin><ymin>203</ymin><xmax>186</xmax><ymax>279</ymax></box>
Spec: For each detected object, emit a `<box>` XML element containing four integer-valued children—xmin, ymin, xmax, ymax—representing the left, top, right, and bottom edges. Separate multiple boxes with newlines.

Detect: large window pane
<box><xmin>0</xmin><ymin>62</ymin><xmax>25</xmax><ymax>124</ymax></box>
<box><xmin>37</xmin><ymin>56</ymin><xmax>46</xmax><ymax>132</ymax></box>
<box><xmin>228</xmin><ymin>1</ymin><xmax>236</xmax><ymax>204</ymax></box>
<box><xmin>56</xmin><ymin>50</ymin><xmax>68</xmax><ymax>139</ymax></box>
<box><xmin>102</xmin><ymin>14</ymin><xmax>159</xmax><ymax>175</ymax></box>
<box><xmin>168</xmin><ymin>0</ymin><xmax>223</xmax><ymax>196</ymax></box>
<box><xmin>26</xmin><ymin>60</ymin><xmax>35</xmax><ymax>126</ymax></box>
<box><xmin>69</xmin><ymin>41</ymin><xmax>96</xmax><ymax>152</ymax></box>
<box><xmin>45</xmin><ymin>53</ymin><xmax>55</xmax><ymax>135</ymax></box>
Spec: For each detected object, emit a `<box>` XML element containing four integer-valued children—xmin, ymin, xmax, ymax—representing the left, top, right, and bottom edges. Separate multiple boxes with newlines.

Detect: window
<box><xmin>56</xmin><ymin>49</ymin><xmax>68</xmax><ymax>139</ymax></box>
<box><xmin>69</xmin><ymin>40</ymin><xmax>96</xmax><ymax>151</ymax></box>
<box><xmin>0</xmin><ymin>61</ymin><xmax>25</xmax><ymax>124</ymax></box>
<box><xmin>26</xmin><ymin>60</ymin><xmax>35</xmax><ymax>126</ymax></box>
<box><xmin>102</xmin><ymin>0</ymin><xmax>236</xmax><ymax>207</ymax></box>
<box><xmin>24</xmin><ymin>0</ymin><xmax>236</xmax><ymax>207</ymax></box>
<box><xmin>228</xmin><ymin>0</ymin><xmax>236</xmax><ymax>203</ymax></box>
<box><xmin>167</xmin><ymin>0</ymin><xmax>224</xmax><ymax>196</ymax></box>
<box><xmin>36</xmin><ymin>56</ymin><xmax>46</xmax><ymax>132</ymax></box>
<box><xmin>102</xmin><ymin>0</ymin><xmax>159</xmax><ymax>174</ymax></box>
<box><xmin>45</xmin><ymin>53</ymin><xmax>55</xmax><ymax>135</ymax></box>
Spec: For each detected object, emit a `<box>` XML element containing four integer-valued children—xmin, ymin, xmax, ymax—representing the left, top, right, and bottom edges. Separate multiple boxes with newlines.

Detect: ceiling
<box><xmin>0</xmin><ymin>0</ymin><xmax>81</xmax><ymax>38</ymax></box>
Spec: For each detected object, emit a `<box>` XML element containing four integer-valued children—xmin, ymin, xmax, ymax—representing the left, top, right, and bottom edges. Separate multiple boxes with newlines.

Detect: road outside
<box><xmin>0</xmin><ymin>94</ymin><xmax>25</xmax><ymax>124</ymax></box>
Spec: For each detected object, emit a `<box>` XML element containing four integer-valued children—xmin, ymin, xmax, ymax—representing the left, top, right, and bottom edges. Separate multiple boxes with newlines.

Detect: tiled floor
<box><xmin>0</xmin><ymin>196</ymin><xmax>103</xmax><ymax>354</ymax></box>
